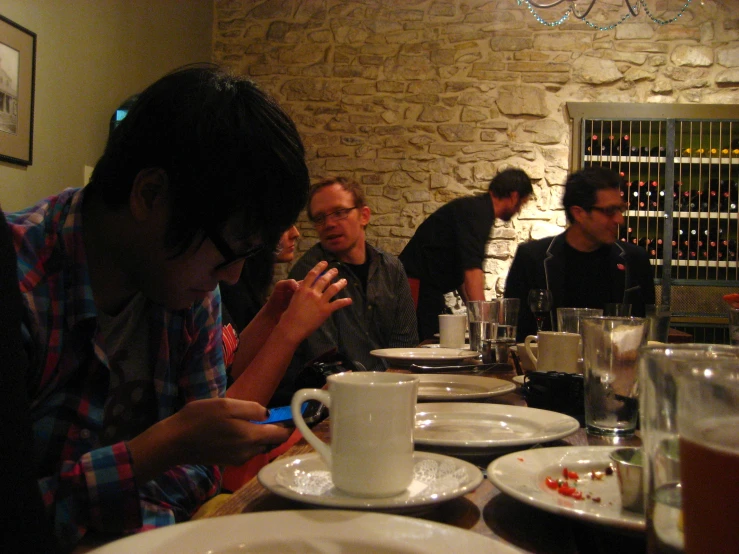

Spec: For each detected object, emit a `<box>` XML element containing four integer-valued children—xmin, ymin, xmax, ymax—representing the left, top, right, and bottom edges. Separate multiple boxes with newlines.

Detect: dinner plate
<box><xmin>416</xmin><ymin>374</ymin><xmax>516</xmax><ymax>401</ymax></box>
<box><xmin>414</xmin><ymin>403</ymin><xmax>580</xmax><ymax>453</ymax></box>
<box><xmin>370</xmin><ymin>347</ymin><xmax>480</xmax><ymax>367</ymax></box>
<box><xmin>488</xmin><ymin>446</ymin><xmax>645</xmax><ymax>532</ymax></box>
<box><xmin>259</xmin><ymin>451</ymin><xmax>483</xmax><ymax>511</ymax></box>
<box><xmin>512</xmin><ymin>375</ymin><xmax>526</xmax><ymax>386</ymax></box>
<box><xmin>88</xmin><ymin>509</ymin><xmax>521</xmax><ymax>553</ymax></box>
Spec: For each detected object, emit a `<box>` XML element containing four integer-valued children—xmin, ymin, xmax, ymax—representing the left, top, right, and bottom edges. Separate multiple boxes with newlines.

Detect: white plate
<box><xmin>371</xmin><ymin>347</ymin><xmax>480</xmax><ymax>367</ymax></box>
<box><xmin>88</xmin><ymin>509</ymin><xmax>521</xmax><ymax>553</ymax></box>
<box><xmin>416</xmin><ymin>374</ymin><xmax>516</xmax><ymax>401</ymax></box>
<box><xmin>488</xmin><ymin>446</ymin><xmax>645</xmax><ymax>532</ymax></box>
<box><xmin>414</xmin><ymin>403</ymin><xmax>580</xmax><ymax>452</ymax></box>
<box><xmin>512</xmin><ymin>375</ymin><xmax>526</xmax><ymax>386</ymax></box>
<box><xmin>258</xmin><ymin>451</ymin><xmax>483</xmax><ymax>511</ymax></box>
<box><xmin>421</xmin><ymin>343</ymin><xmax>473</xmax><ymax>350</ymax></box>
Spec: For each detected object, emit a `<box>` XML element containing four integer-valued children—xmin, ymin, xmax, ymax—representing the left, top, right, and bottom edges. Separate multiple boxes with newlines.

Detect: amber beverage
<box><xmin>680</xmin><ymin>417</ymin><xmax>739</xmax><ymax>554</ymax></box>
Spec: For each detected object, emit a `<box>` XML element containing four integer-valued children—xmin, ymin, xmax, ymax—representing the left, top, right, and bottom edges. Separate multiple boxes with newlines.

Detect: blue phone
<box><xmin>253</xmin><ymin>401</ymin><xmax>327</xmax><ymax>428</ymax></box>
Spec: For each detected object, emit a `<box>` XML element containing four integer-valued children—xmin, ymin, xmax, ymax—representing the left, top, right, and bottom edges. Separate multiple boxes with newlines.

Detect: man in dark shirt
<box><xmin>273</xmin><ymin>177</ymin><xmax>418</xmax><ymax>404</ymax></box>
<box><xmin>505</xmin><ymin>166</ymin><xmax>656</xmax><ymax>342</ymax></box>
<box><xmin>400</xmin><ymin>169</ymin><xmax>533</xmax><ymax>341</ymax></box>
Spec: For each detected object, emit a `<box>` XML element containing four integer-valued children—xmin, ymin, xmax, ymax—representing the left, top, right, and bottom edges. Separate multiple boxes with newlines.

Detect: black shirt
<box><xmin>563</xmin><ymin>242</ymin><xmax>613</xmax><ymax>310</ymax></box>
<box><xmin>399</xmin><ymin>193</ymin><xmax>495</xmax><ymax>293</ymax></box>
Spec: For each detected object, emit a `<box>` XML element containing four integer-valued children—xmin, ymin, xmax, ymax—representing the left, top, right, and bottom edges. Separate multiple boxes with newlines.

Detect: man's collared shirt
<box><xmin>7</xmin><ymin>188</ymin><xmax>226</xmax><ymax>549</ymax></box>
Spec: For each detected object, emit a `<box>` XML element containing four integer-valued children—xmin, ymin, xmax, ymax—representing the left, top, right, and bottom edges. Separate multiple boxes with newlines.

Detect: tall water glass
<box><xmin>582</xmin><ymin>316</ymin><xmax>648</xmax><ymax>437</ymax></box>
<box><xmin>466</xmin><ymin>300</ymin><xmax>499</xmax><ymax>353</ymax></box>
<box><xmin>640</xmin><ymin>344</ymin><xmax>739</xmax><ymax>554</ymax></box>
<box><xmin>645</xmin><ymin>304</ymin><xmax>671</xmax><ymax>343</ymax></box>
<box><xmin>729</xmin><ymin>305</ymin><xmax>739</xmax><ymax>346</ymax></box>
<box><xmin>556</xmin><ymin>307</ymin><xmax>603</xmax><ymax>334</ymax></box>
<box><xmin>497</xmin><ymin>298</ymin><xmax>520</xmax><ymax>342</ymax></box>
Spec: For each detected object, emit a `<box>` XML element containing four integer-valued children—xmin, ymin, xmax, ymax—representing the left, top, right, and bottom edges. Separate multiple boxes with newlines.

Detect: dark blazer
<box><xmin>504</xmin><ymin>232</ymin><xmax>656</xmax><ymax>342</ymax></box>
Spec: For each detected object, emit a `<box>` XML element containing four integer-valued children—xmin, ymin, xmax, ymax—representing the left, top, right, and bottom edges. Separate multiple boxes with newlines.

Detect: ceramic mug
<box><xmin>525</xmin><ymin>331</ymin><xmax>581</xmax><ymax>373</ymax></box>
<box><xmin>439</xmin><ymin>314</ymin><xmax>467</xmax><ymax>348</ymax></box>
<box><xmin>291</xmin><ymin>371</ymin><xmax>419</xmax><ymax>498</ymax></box>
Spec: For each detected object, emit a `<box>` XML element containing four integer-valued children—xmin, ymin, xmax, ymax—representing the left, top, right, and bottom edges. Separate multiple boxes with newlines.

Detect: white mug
<box><xmin>291</xmin><ymin>372</ymin><xmax>419</xmax><ymax>498</ymax></box>
<box><xmin>525</xmin><ymin>332</ymin><xmax>582</xmax><ymax>373</ymax></box>
<box><xmin>439</xmin><ymin>314</ymin><xmax>467</xmax><ymax>348</ymax></box>
<box><xmin>516</xmin><ymin>342</ymin><xmax>538</xmax><ymax>372</ymax></box>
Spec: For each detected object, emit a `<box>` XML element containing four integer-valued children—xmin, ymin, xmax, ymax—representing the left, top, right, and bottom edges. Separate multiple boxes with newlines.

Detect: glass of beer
<box><xmin>676</xmin><ymin>347</ymin><xmax>739</xmax><ymax>554</ymax></box>
<box><xmin>640</xmin><ymin>344</ymin><xmax>739</xmax><ymax>554</ymax></box>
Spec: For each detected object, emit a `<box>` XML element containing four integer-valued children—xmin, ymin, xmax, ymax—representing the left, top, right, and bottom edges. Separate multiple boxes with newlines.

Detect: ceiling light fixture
<box><xmin>516</xmin><ymin>0</ymin><xmax>695</xmax><ymax>31</ymax></box>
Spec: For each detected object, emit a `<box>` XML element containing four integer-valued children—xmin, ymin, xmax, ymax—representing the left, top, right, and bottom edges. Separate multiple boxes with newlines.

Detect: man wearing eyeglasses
<box><xmin>272</xmin><ymin>177</ymin><xmax>417</xmax><ymax>402</ymax></box>
<box><xmin>505</xmin><ymin>165</ymin><xmax>656</xmax><ymax>341</ymax></box>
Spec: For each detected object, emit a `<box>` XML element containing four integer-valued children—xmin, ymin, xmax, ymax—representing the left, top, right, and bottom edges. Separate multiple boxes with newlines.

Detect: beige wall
<box><xmin>213</xmin><ymin>0</ymin><xmax>739</xmax><ymax>294</ymax></box>
<box><xmin>0</xmin><ymin>0</ymin><xmax>213</xmax><ymax>212</ymax></box>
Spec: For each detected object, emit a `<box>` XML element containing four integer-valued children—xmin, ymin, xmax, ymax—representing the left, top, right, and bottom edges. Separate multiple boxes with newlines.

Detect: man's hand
<box><xmin>276</xmin><ymin>261</ymin><xmax>353</xmax><ymax>346</ymax></box>
<box><xmin>127</xmin><ymin>398</ymin><xmax>292</xmax><ymax>482</ymax></box>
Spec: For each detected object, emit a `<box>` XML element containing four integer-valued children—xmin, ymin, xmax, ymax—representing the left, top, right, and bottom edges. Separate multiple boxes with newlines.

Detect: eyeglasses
<box><xmin>589</xmin><ymin>204</ymin><xmax>628</xmax><ymax>217</ymax></box>
<box><xmin>205</xmin><ymin>228</ymin><xmax>264</xmax><ymax>271</ymax></box>
<box><xmin>310</xmin><ymin>206</ymin><xmax>357</xmax><ymax>227</ymax></box>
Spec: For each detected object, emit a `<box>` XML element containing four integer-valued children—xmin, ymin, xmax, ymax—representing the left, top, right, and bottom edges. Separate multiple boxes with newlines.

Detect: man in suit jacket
<box><xmin>505</xmin><ymin>166</ymin><xmax>655</xmax><ymax>342</ymax></box>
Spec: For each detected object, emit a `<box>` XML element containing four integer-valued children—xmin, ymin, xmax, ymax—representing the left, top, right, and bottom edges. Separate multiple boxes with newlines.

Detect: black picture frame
<box><xmin>0</xmin><ymin>14</ymin><xmax>36</xmax><ymax>166</ymax></box>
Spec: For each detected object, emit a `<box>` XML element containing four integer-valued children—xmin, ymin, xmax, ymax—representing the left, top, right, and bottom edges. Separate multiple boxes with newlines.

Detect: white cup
<box><xmin>516</xmin><ymin>342</ymin><xmax>538</xmax><ymax>372</ymax></box>
<box><xmin>439</xmin><ymin>314</ymin><xmax>467</xmax><ymax>348</ymax></box>
<box><xmin>291</xmin><ymin>372</ymin><xmax>419</xmax><ymax>498</ymax></box>
<box><xmin>525</xmin><ymin>331</ymin><xmax>582</xmax><ymax>373</ymax></box>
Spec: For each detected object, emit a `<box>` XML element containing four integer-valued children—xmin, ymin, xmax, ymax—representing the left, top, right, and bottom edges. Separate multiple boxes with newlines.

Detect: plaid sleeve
<box><xmin>38</xmin><ymin>442</ymin><xmax>140</xmax><ymax>549</ymax></box>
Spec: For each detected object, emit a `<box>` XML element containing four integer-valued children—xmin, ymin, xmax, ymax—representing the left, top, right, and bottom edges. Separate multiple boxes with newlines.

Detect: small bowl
<box><xmin>609</xmin><ymin>447</ymin><xmax>644</xmax><ymax>513</ymax></box>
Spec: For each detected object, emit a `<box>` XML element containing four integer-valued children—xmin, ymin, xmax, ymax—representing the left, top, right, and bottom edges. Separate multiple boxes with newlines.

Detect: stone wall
<box><xmin>213</xmin><ymin>0</ymin><xmax>739</xmax><ymax>295</ymax></box>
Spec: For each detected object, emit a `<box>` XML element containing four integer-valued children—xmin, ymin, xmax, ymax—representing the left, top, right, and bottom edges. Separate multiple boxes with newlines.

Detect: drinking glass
<box><xmin>527</xmin><ymin>289</ymin><xmax>552</xmax><ymax>333</ymax></box>
<box><xmin>604</xmin><ymin>303</ymin><xmax>632</xmax><ymax>317</ymax></box>
<box><xmin>729</xmin><ymin>305</ymin><xmax>739</xmax><ymax>346</ymax></box>
<box><xmin>466</xmin><ymin>300</ymin><xmax>499</xmax><ymax>353</ymax></box>
<box><xmin>640</xmin><ymin>344</ymin><xmax>739</xmax><ymax>554</ymax></box>
<box><xmin>582</xmin><ymin>316</ymin><xmax>649</xmax><ymax>437</ymax></box>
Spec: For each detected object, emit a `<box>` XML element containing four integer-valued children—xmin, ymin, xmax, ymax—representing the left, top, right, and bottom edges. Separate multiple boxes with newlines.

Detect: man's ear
<box><xmin>358</xmin><ymin>204</ymin><xmax>371</xmax><ymax>227</ymax></box>
<box><xmin>570</xmin><ymin>205</ymin><xmax>587</xmax><ymax>224</ymax></box>
<box><xmin>130</xmin><ymin>168</ymin><xmax>169</xmax><ymax>221</ymax></box>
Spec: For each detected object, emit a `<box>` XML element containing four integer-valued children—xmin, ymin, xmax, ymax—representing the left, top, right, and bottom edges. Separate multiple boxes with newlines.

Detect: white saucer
<box><xmin>258</xmin><ymin>451</ymin><xmax>483</xmax><ymax>511</ymax></box>
<box><xmin>488</xmin><ymin>446</ymin><xmax>645</xmax><ymax>532</ymax></box>
<box><xmin>414</xmin><ymin>403</ymin><xmax>580</xmax><ymax>454</ymax></box>
<box><xmin>87</xmin><ymin>509</ymin><xmax>520</xmax><ymax>553</ymax></box>
<box><xmin>370</xmin><ymin>347</ymin><xmax>480</xmax><ymax>367</ymax></box>
<box><xmin>416</xmin><ymin>374</ymin><xmax>516</xmax><ymax>401</ymax></box>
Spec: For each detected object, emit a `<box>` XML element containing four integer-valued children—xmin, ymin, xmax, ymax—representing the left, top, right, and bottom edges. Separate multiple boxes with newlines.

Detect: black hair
<box><xmin>488</xmin><ymin>168</ymin><xmax>533</xmax><ymax>199</ymax></box>
<box><xmin>89</xmin><ymin>63</ymin><xmax>309</xmax><ymax>256</ymax></box>
<box><xmin>562</xmin><ymin>166</ymin><xmax>622</xmax><ymax>223</ymax></box>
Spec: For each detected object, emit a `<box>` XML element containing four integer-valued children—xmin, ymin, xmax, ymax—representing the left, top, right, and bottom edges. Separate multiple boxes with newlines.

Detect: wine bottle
<box><xmin>649</xmin><ymin>180</ymin><xmax>660</xmax><ymax>211</ymax></box>
<box><xmin>601</xmin><ymin>135</ymin><xmax>617</xmax><ymax>155</ymax></box>
<box><xmin>650</xmin><ymin>145</ymin><xmax>666</xmax><ymax>158</ymax></box>
<box><xmin>585</xmin><ymin>134</ymin><xmax>601</xmax><ymax>155</ymax></box>
<box><xmin>619</xmin><ymin>135</ymin><xmax>631</xmax><ymax>156</ymax></box>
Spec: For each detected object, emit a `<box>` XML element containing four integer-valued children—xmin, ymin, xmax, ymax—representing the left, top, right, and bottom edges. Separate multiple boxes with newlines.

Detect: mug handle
<box><xmin>524</xmin><ymin>335</ymin><xmax>539</xmax><ymax>370</ymax></box>
<box><xmin>291</xmin><ymin>389</ymin><xmax>332</xmax><ymax>467</ymax></box>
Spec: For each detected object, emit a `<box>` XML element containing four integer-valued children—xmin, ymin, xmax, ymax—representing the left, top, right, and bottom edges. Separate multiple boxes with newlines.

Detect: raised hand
<box><xmin>277</xmin><ymin>260</ymin><xmax>353</xmax><ymax>345</ymax></box>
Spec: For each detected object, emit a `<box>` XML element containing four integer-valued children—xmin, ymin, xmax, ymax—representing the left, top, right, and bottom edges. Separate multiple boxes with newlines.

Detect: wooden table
<box><xmin>205</xmin><ymin>366</ymin><xmax>645</xmax><ymax>554</ymax></box>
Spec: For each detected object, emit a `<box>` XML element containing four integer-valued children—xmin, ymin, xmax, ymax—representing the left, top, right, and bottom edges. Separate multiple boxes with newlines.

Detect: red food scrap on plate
<box><xmin>544</xmin><ymin>465</ymin><xmax>614</xmax><ymax>503</ymax></box>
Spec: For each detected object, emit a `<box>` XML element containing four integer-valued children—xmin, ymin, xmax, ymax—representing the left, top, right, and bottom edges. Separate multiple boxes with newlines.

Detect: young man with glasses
<box><xmin>5</xmin><ymin>65</ymin><xmax>315</xmax><ymax>549</ymax></box>
<box><xmin>399</xmin><ymin>168</ymin><xmax>533</xmax><ymax>341</ymax></box>
<box><xmin>271</xmin><ymin>177</ymin><xmax>418</xmax><ymax>404</ymax></box>
<box><xmin>505</xmin><ymin>165</ymin><xmax>655</xmax><ymax>341</ymax></box>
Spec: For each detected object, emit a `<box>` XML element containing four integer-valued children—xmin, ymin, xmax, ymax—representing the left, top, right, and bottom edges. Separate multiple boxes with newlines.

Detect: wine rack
<box><xmin>567</xmin><ymin>103</ymin><xmax>739</xmax><ymax>343</ymax></box>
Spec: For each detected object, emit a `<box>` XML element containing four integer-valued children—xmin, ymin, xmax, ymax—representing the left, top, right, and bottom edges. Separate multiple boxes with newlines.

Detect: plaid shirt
<box><xmin>7</xmin><ymin>188</ymin><xmax>226</xmax><ymax>549</ymax></box>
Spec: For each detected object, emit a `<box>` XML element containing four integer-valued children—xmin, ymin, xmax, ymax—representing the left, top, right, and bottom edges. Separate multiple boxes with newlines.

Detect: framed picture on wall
<box><xmin>0</xmin><ymin>14</ymin><xmax>36</xmax><ymax>166</ymax></box>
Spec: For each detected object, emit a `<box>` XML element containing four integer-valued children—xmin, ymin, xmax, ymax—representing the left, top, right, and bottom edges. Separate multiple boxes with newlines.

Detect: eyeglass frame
<box><xmin>309</xmin><ymin>206</ymin><xmax>358</xmax><ymax>227</ymax></box>
<box><xmin>204</xmin><ymin>227</ymin><xmax>265</xmax><ymax>271</ymax></box>
<box><xmin>587</xmin><ymin>203</ymin><xmax>628</xmax><ymax>218</ymax></box>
